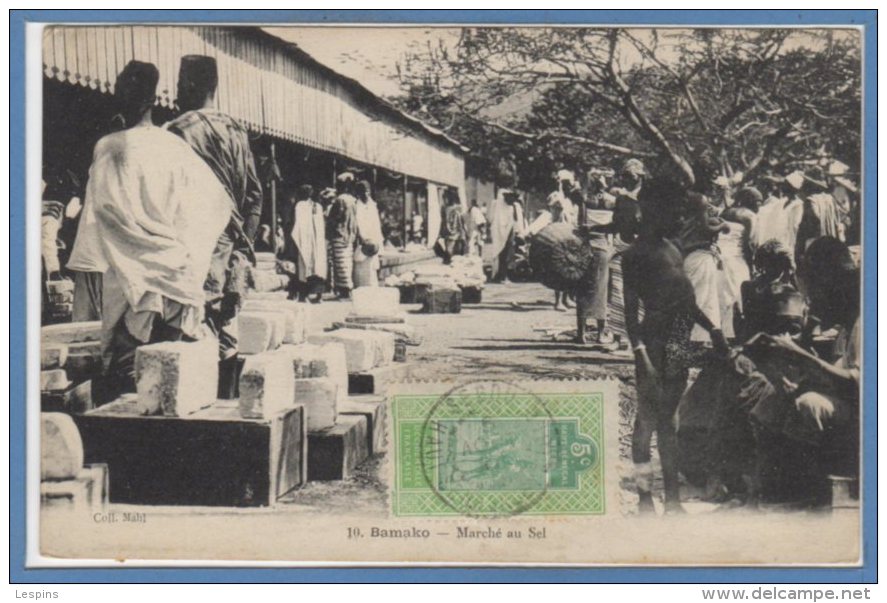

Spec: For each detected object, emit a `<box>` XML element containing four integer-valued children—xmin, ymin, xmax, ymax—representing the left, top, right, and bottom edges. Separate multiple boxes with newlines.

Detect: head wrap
<box><xmin>336</xmin><ymin>172</ymin><xmax>355</xmax><ymax>183</ymax></box>
<box><xmin>827</xmin><ymin>160</ymin><xmax>850</xmax><ymax>176</ymax></box>
<box><xmin>622</xmin><ymin>158</ymin><xmax>647</xmax><ymax>178</ymax></box>
<box><xmin>785</xmin><ymin>171</ymin><xmax>805</xmax><ymax>191</ymax></box>
<box><xmin>556</xmin><ymin>169</ymin><xmax>575</xmax><ymax>184</ymax></box>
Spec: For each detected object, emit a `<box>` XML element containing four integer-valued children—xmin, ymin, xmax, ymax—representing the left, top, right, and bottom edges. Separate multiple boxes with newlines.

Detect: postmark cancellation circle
<box><xmin>417</xmin><ymin>379</ymin><xmax>557</xmax><ymax>518</ymax></box>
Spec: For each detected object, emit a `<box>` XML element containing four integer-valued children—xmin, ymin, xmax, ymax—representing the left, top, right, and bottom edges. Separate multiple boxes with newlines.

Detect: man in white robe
<box><xmin>353</xmin><ymin>180</ymin><xmax>384</xmax><ymax>287</ymax></box>
<box><xmin>487</xmin><ymin>189</ymin><xmax>525</xmax><ymax>282</ymax></box>
<box><xmin>83</xmin><ymin>61</ymin><xmax>232</xmax><ymax>402</ymax></box>
<box><xmin>290</xmin><ymin>184</ymin><xmax>328</xmax><ymax>302</ymax></box>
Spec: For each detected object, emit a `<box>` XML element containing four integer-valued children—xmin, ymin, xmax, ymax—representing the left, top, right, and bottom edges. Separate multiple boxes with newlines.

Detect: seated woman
<box><xmin>751</xmin><ymin>237</ymin><xmax>860</xmax><ymax>490</ymax></box>
<box><xmin>681</xmin><ymin>284</ymin><xmax>813</xmax><ymax>505</ymax></box>
<box><xmin>737</xmin><ymin>239</ymin><xmax>797</xmax><ymax>343</ymax></box>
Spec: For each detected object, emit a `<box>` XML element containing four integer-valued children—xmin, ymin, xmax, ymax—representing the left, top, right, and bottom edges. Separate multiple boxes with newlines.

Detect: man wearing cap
<box><xmin>165</xmin><ymin>55</ymin><xmax>263</xmax><ymax>388</ymax></box>
<box><xmin>328</xmin><ymin>172</ymin><xmax>359</xmax><ymax>298</ymax></box>
<box><xmin>82</xmin><ymin>60</ymin><xmax>233</xmax><ymax>402</ymax></box>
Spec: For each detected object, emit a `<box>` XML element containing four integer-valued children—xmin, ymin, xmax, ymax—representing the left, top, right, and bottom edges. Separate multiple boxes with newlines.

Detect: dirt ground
<box><xmin>285</xmin><ymin>281</ymin><xmax>652</xmax><ymax>515</ymax></box>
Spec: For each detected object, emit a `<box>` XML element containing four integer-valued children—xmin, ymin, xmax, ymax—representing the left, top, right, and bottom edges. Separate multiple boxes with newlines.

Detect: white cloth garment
<box><xmin>426</xmin><ymin>185</ymin><xmax>441</xmax><ymax>249</ymax></box>
<box><xmin>67</xmin><ymin>193</ymin><xmax>108</xmax><ymax>274</ymax></box>
<box><xmin>718</xmin><ymin>221</ymin><xmax>751</xmax><ymax>339</ymax></box>
<box><xmin>487</xmin><ymin>190</ymin><xmax>516</xmax><ymax>259</ymax></box>
<box><xmin>684</xmin><ymin>248</ymin><xmax>724</xmax><ymax>343</ymax></box>
<box><xmin>754</xmin><ymin>195</ymin><xmax>803</xmax><ymax>258</ymax></box>
<box><xmin>353</xmin><ymin>197</ymin><xmax>384</xmax><ymax>287</ymax></box>
<box><xmin>86</xmin><ymin>126</ymin><xmax>232</xmax><ymax>348</ymax></box>
<box><xmin>291</xmin><ymin>199</ymin><xmax>328</xmax><ymax>282</ymax></box>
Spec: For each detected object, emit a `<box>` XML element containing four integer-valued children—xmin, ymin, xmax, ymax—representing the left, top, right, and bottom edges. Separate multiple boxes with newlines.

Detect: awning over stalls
<box><xmin>42</xmin><ymin>25</ymin><xmax>466</xmax><ymax>191</ymax></box>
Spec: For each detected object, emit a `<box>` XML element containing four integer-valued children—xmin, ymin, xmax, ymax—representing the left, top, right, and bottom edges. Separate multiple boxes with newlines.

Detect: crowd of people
<box><xmin>40</xmin><ymin>57</ymin><xmax>393</xmax><ymax>404</ymax></box>
<box><xmin>540</xmin><ymin>157</ymin><xmax>861</xmax><ymax>511</ymax></box>
<box><xmin>39</xmin><ymin>56</ymin><xmax>862</xmax><ymax>512</ymax></box>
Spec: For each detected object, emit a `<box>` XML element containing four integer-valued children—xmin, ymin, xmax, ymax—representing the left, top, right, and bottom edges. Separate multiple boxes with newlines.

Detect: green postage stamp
<box><xmin>390</xmin><ymin>380</ymin><xmax>611</xmax><ymax>517</ymax></box>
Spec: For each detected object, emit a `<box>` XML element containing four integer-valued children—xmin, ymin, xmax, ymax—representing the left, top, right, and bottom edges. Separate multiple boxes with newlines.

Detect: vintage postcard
<box><xmin>29</xmin><ymin>18</ymin><xmax>866</xmax><ymax>567</ymax></box>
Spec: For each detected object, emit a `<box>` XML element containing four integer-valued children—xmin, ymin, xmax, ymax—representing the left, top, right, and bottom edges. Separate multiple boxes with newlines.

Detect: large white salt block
<box><xmin>41</xmin><ymin>369</ymin><xmax>70</xmax><ymax>391</ymax></box>
<box><xmin>238</xmin><ymin>349</ymin><xmax>296</xmax><ymax>419</ymax></box>
<box><xmin>41</xmin><ymin>321</ymin><xmax>102</xmax><ymax>344</ymax></box>
<box><xmin>238</xmin><ymin>310</ymin><xmax>286</xmax><ymax>354</ymax></box>
<box><xmin>41</xmin><ymin>344</ymin><xmax>69</xmax><ymax>370</ymax></box>
<box><xmin>246</xmin><ymin>291</ymin><xmax>288</xmax><ymax>301</ymax></box>
<box><xmin>309</xmin><ymin>329</ymin><xmax>396</xmax><ymax>373</ymax></box>
<box><xmin>134</xmin><ymin>338</ymin><xmax>218</xmax><ymax>416</ymax></box>
<box><xmin>242</xmin><ymin>299</ymin><xmax>308</xmax><ymax>344</ymax></box>
<box><xmin>280</xmin><ymin>343</ymin><xmax>348</xmax><ymax>405</ymax></box>
<box><xmin>294</xmin><ymin>377</ymin><xmax>338</xmax><ymax>431</ymax></box>
<box><xmin>336</xmin><ymin>320</ymin><xmax>421</xmax><ymax>345</ymax></box>
<box><xmin>252</xmin><ymin>269</ymin><xmax>285</xmax><ymax>293</ymax></box>
<box><xmin>41</xmin><ymin>412</ymin><xmax>84</xmax><ymax>480</ymax></box>
<box><xmin>351</xmin><ymin>286</ymin><xmax>401</xmax><ymax>318</ymax></box>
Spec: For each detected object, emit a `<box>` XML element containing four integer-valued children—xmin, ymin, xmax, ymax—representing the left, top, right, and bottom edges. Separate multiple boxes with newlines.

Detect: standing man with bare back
<box><xmin>619</xmin><ymin>178</ymin><xmax>728</xmax><ymax>513</ymax></box>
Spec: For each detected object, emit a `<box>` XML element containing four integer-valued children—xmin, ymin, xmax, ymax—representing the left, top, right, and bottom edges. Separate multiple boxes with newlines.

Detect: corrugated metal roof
<box><xmin>42</xmin><ymin>24</ymin><xmax>467</xmax><ymax>188</ymax></box>
<box><xmin>255</xmin><ymin>27</ymin><xmax>468</xmax><ymax>154</ymax></box>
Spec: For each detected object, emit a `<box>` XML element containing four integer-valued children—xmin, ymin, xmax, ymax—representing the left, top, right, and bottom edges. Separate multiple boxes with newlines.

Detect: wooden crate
<box><xmin>307</xmin><ymin>415</ymin><xmax>369</xmax><ymax>481</ymax></box>
<box><xmin>339</xmin><ymin>395</ymin><xmax>387</xmax><ymax>455</ymax></box>
<box><xmin>461</xmin><ymin>286</ymin><xmax>483</xmax><ymax>304</ymax></box>
<box><xmin>421</xmin><ymin>286</ymin><xmax>462</xmax><ymax>313</ymax></box>
<box><xmin>73</xmin><ymin>399</ymin><xmax>306</xmax><ymax>507</ymax></box>
<box><xmin>348</xmin><ymin>362</ymin><xmax>412</xmax><ymax>395</ymax></box>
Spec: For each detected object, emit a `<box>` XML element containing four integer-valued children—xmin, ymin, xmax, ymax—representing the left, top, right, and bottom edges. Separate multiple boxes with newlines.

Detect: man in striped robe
<box><xmin>165</xmin><ymin>55</ymin><xmax>263</xmax><ymax>396</ymax></box>
<box><xmin>327</xmin><ymin>172</ymin><xmax>358</xmax><ymax>298</ymax></box>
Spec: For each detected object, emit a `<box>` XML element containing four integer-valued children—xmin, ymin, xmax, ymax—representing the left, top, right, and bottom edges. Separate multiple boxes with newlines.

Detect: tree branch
<box><xmin>480</xmin><ymin>118</ymin><xmax>656</xmax><ymax>157</ymax></box>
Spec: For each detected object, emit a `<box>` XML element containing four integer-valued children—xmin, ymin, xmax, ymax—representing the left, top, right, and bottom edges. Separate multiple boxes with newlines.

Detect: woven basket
<box><xmin>528</xmin><ymin>223</ymin><xmax>596</xmax><ymax>292</ymax></box>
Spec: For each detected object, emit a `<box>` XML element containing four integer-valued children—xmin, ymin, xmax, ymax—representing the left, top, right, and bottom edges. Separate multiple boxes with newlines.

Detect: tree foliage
<box><xmin>393</xmin><ymin>28</ymin><xmax>861</xmax><ymax>191</ymax></box>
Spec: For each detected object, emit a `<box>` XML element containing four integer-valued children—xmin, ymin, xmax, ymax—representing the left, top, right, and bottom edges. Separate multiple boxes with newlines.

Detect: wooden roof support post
<box><xmin>402</xmin><ymin>174</ymin><xmax>408</xmax><ymax>249</ymax></box>
<box><xmin>269</xmin><ymin>141</ymin><xmax>277</xmax><ymax>254</ymax></box>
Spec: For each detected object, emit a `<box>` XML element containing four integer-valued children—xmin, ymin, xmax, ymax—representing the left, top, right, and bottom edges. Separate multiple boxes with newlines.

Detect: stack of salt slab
<box><xmin>338</xmin><ymin>286</ymin><xmax>420</xmax><ymax>351</ymax></box>
<box><xmin>235</xmin><ymin>292</ymin><xmax>371</xmax><ymax>480</ymax></box>
<box><xmin>40</xmin><ymin>321</ymin><xmax>104</xmax><ymax>412</ymax></box>
<box><xmin>309</xmin><ymin>290</ymin><xmax>399</xmax><ymax>384</ymax></box>
<box><xmin>240</xmin><ymin>335</ymin><xmax>370</xmax><ymax>481</ymax></box>
<box><xmin>304</xmin><ymin>290</ymin><xmax>399</xmax><ymax>461</ymax></box>
<box><xmin>72</xmin><ymin>333</ymin><xmax>309</xmax><ymax>507</ymax></box>
<box><xmin>251</xmin><ymin>252</ymin><xmax>290</xmax><ymax>293</ymax></box>
<box><xmin>409</xmin><ymin>265</ymin><xmax>462</xmax><ymax>313</ymax></box>
<box><xmin>450</xmin><ymin>255</ymin><xmax>485</xmax><ymax>304</ymax></box>
<box><xmin>239</xmin><ymin>293</ymin><xmax>309</xmax><ymax>354</ymax></box>
<box><xmin>40</xmin><ymin>412</ymin><xmax>108</xmax><ymax>516</ymax></box>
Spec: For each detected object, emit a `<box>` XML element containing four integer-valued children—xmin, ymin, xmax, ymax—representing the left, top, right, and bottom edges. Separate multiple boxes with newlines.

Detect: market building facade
<box><xmin>41</xmin><ymin>25</ymin><xmax>467</xmax><ymax>258</ymax></box>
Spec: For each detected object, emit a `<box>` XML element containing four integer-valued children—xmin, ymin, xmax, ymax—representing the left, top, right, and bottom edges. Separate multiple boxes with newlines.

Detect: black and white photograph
<box><xmin>32</xmin><ymin>20</ymin><xmax>865</xmax><ymax>565</ymax></box>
